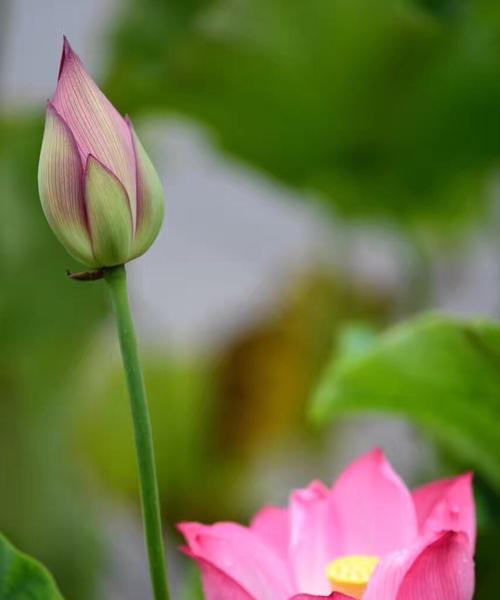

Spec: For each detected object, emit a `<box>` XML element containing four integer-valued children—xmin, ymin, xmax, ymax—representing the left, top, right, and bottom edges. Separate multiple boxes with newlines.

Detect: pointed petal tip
<box><xmin>412</xmin><ymin>470</ymin><xmax>476</xmax><ymax>549</ymax></box>
<box><xmin>454</xmin><ymin>470</ymin><xmax>474</xmax><ymax>489</ymax></box>
<box><xmin>177</xmin><ymin>521</ymin><xmax>195</xmax><ymax>537</ymax></box>
<box><xmin>124</xmin><ymin>115</ymin><xmax>135</xmax><ymax>141</ymax></box>
<box><xmin>84</xmin><ymin>154</ymin><xmax>122</xmax><ymax>184</ymax></box>
<box><xmin>58</xmin><ymin>36</ymin><xmax>72</xmax><ymax>80</ymax></box>
<box><xmin>354</xmin><ymin>447</ymin><xmax>386</xmax><ymax>462</ymax></box>
<box><xmin>58</xmin><ymin>36</ymin><xmax>82</xmax><ymax>81</ymax></box>
<box><xmin>292</xmin><ymin>479</ymin><xmax>329</xmax><ymax>502</ymax></box>
<box><xmin>46</xmin><ymin>101</ymin><xmax>58</xmax><ymax>116</ymax></box>
<box><xmin>350</xmin><ymin>447</ymin><xmax>388</xmax><ymax>470</ymax></box>
<box><xmin>84</xmin><ymin>153</ymin><xmax>98</xmax><ymax>170</ymax></box>
<box><xmin>371</xmin><ymin>446</ymin><xmax>385</xmax><ymax>460</ymax></box>
<box><xmin>46</xmin><ymin>101</ymin><xmax>67</xmax><ymax>123</ymax></box>
<box><xmin>179</xmin><ymin>545</ymin><xmax>199</xmax><ymax>560</ymax></box>
<box><xmin>438</xmin><ymin>529</ymin><xmax>472</xmax><ymax>551</ymax></box>
<box><xmin>332</xmin><ymin>447</ymin><xmax>417</xmax><ymax>556</ymax></box>
<box><xmin>177</xmin><ymin>522</ymin><xmax>207</xmax><ymax>550</ymax></box>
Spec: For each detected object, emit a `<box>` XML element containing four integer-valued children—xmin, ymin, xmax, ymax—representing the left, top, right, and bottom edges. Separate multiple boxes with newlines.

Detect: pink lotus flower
<box><xmin>179</xmin><ymin>449</ymin><xmax>475</xmax><ymax>600</ymax></box>
<box><xmin>38</xmin><ymin>38</ymin><xmax>164</xmax><ymax>268</ymax></box>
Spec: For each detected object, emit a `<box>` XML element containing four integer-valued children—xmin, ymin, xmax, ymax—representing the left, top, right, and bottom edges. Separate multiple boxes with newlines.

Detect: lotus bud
<box><xmin>38</xmin><ymin>38</ymin><xmax>164</xmax><ymax>268</ymax></box>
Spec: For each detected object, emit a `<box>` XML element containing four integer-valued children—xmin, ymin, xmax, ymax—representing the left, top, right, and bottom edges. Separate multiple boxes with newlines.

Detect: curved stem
<box><xmin>104</xmin><ymin>265</ymin><xmax>170</xmax><ymax>600</ymax></box>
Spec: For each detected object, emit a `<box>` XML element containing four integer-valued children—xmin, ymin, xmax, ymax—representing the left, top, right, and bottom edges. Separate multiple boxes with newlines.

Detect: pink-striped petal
<box><xmin>52</xmin><ymin>38</ymin><xmax>136</xmax><ymax>226</ymax></box>
<box><xmin>396</xmin><ymin>532</ymin><xmax>474</xmax><ymax>600</ymax></box>
<box><xmin>289</xmin><ymin>481</ymin><xmax>338</xmax><ymax>595</ymax></box>
<box><xmin>38</xmin><ymin>103</ymin><xmax>95</xmax><ymax>266</ymax></box>
<box><xmin>183</xmin><ymin>548</ymin><xmax>255</xmax><ymax>600</ymax></box>
<box><xmin>412</xmin><ymin>473</ymin><xmax>476</xmax><ymax>549</ymax></box>
<box><xmin>126</xmin><ymin>118</ymin><xmax>164</xmax><ymax>260</ymax></box>
<box><xmin>363</xmin><ymin>543</ymin><xmax>423</xmax><ymax>600</ymax></box>
<box><xmin>331</xmin><ymin>449</ymin><xmax>417</xmax><ymax>556</ymax></box>
<box><xmin>364</xmin><ymin>532</ymin><xmax>474</xmax><ymax>600</ymax></box>
<box><xmin>179</xmin><ymin>521</ymin><xmax>295</xmax><ymax>600</ymax></box>
<box><xmin>251</xmin><ymin>506</ymin><xmax>290</xmax><ymax>563</ymax></box>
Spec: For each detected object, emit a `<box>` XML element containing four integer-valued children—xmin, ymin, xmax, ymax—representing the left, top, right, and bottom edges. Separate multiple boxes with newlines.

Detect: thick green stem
<box><xmin>104</xmin><ymin>265</ymin><xmax>170</xmax><ymax>600</ymax></box>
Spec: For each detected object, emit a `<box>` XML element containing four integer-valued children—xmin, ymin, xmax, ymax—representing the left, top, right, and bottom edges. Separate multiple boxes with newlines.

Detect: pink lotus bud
<box><xmin>38</xmin><ymin>38</ymin><xmax>164</xmax><ymax>267</ymax></box>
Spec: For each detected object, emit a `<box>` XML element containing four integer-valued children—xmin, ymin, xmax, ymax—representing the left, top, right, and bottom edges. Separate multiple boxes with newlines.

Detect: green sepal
<box><xmin>128</xmin><ymin>123</ymin><xmax>164</xmax><ymax>260</ymax></box>
<box><xmin>85</xmin><ymin>156</ymin><xmax>133</xmax><ymax>267</ymax></box>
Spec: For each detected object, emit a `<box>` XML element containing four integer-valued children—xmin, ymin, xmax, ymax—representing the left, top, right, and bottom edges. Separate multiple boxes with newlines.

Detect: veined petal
<box><xmin>289</xmin><ymin>481</ymin><xmax>338</xmax><ymax>595</ymax></box>
<box><xmin>38</xmin><ymin>104</ymin><xmax>95</xmax><ymax>266</ymax></box>
<box><xmin>126</xmin><ymin>119</ymin><xmax>164</xmax><ymax>260</ymax></box>
<box><xmin>396</xmin><ymin>532</ymin><xmax>474</xmax><ymax>600</ymax></box>
<box><xmin>179</xmin><ymin>521</ymin><xmax>294</xmax><ymax>600</ymax></box>
<box><xmin>364</xmin><ymin>532</ymin><xmax>474</xmax><ymax>600</ymax></box>
<box><xmin>330</xmin><ymin>449</ymin><xmax>418</xmax><ymax>556</ymax></box>
<box><xmin>84</xmin><ymin>156</ymin><xmax>133</xmax><ymax>266</ymax></box>
<box><xmin>52</xmin><ymin>38</ymin><xmax>136</xmax><ymax>226</ymax></box>
<box><xmin>412</xmin><ymin>474</ymin><xmax>476</xmax><ymax>549</ymax></box>
<box><xmin>363</xmin><ymin>543</ymin><xmax>421</xmax><ymax>600</ymax></box>
<box><xmin>183</xmin><ymin>549</ymin><xmax>255</xmax><ymax>600</ymax></box>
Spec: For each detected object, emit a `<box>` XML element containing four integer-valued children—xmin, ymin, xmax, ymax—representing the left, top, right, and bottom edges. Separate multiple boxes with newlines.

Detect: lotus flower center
<box><xmin>326</xmin><ymin>555</ymin><xmax>379</xmax><ymax>599</ymax></box>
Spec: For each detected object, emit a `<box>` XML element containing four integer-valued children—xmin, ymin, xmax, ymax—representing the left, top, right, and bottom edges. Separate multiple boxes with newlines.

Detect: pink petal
<box><xmin>291</xmin><ymin>594</ymin><xmax>354</xmax><ymax>599</ymax></box>
<box><xmin>412</xmin><ymin>473</ymin><xmax>476</xmax><ymax>549</ymax></box>
<box><xmin>250</xmin><ymin>506</ymin><xmax>290</xmax><ymax>562</ymax></box>
<box><xmin>52</xmin><ymin>38</ymin><xmax>136</xmax><ymax>226</ymax></box>
<box><xmin>364</xmin><ymin>532</ymin><xmax>474</xmax><ymax>600</ymax></box>
<box><xmin>396</xmin><ymin>532</ymin><xmax>474</xmax><ymax>600</ymax></box>
<box><xmin>183</xmin><ymin>548</ymin><xmax>255</xmax><ymax>600</ymax></box>
<box><xmin>289</xmin><ymin>481</ymin><xmax>338</xmax><ymax>595</ymax></box>
<box><xmin>38</xmin><ymin>103</ymin><xmax>95</xmax><ymax>266</ymax></box>
<box><xmin>363</xmin><ymin>543</ymin><xmax>423</xmax><ymax>600</ymax></box>
<box><xmin>331</xmin><ymin>449</ymin><xmax>417</xmax><ymax>556</ymax></box>
<box><xmin>179</xmin><ymin>521</ymin><xmax>295</xmax><ymax>600</ymax></box>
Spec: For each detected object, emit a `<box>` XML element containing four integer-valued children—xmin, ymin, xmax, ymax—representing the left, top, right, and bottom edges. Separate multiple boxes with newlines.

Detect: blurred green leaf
<box><xmin>74</xmin><ymin>353</ymin><xmax>236</xmax><ymax>522</ymax></box>
<box><xmin>109</xmin><ymin>0</ymin><xmax>500</xmax><ymax>227</ymax></box>
<box><xmin>0</xmin><ymin>115</ymin><xmax>106</xmax><ymax>598</ymax></box>
<box><xmin>335</xmin><ymin>323</ymin><xmax>379</xmax><ymax>363</ymax></box>
<box><xmin>0</xmin><ymin>534</ymin><xmax>63</xmax><ymax>599</ymax></box>
<box><xmin>414</xmin><ymin>0</ymin><xmax>466</xmax><ymax>18</ymax></box>
<box><xmin>311</xmin><ymin>313</ymin><xmax>500</xmax><ymax>490</ymax></box>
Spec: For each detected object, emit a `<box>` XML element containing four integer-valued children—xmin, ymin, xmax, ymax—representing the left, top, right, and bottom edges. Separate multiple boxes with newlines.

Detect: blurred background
<box><xmin>2</xmin><ymin>0</ymin><xmax>500</xmax><ymax>597</ymax></box>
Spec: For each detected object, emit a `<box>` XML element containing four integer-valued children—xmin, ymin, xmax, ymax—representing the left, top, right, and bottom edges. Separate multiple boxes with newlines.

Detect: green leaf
<box><xmin>108</xmin><ymin>0</ymin><xmax>500</xmax><ymax>228</ymax></box>
<box><xmin>311</xmin><ymin>313</ymin><xmax>500</xmax><ymax>490</ymax></box>
<box><xmin>335</xmin><ymin>323</ymin><xmax>379</xmax><ymax>363</ymax></box>
<box><xmin>0</xmin><ymin>534</ymin><xmax>64</xmax><ymax>599</ymax></box>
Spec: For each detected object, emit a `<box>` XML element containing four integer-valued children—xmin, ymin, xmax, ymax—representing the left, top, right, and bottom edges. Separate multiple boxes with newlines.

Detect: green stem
<box><xmin>104</xmin><ymin>265</ymin><xmax>170</xmax><ymax>600</ymax></box>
